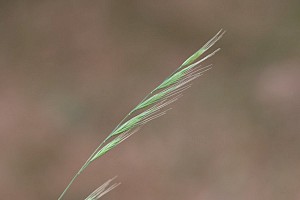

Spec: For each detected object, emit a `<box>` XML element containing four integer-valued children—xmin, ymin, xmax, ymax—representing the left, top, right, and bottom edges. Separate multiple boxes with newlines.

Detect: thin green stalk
<box><xmin>58</xmin><ymin>139</ymin><xmax>107</xmax><ymax>200</ymax></box>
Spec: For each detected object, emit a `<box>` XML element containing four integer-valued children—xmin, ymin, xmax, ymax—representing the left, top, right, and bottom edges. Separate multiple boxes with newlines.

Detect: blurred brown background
<box><xmin>1</xmin><ymin>1</ymin><xmax>299</xmax><ymax>200</ymax></box>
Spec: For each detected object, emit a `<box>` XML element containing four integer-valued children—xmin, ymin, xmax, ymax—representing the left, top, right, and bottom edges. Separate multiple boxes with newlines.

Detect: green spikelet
<box><xmin>58</xmin><ymin>30</ymin><xmax>225</xmax><ymax>200</ymax></box>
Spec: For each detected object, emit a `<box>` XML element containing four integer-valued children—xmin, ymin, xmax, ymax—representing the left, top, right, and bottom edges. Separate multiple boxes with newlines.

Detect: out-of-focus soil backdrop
<box><xmin>1</xmin><ymin>1</ymin><xmax>299</xmax><ymax>200</ymax></box>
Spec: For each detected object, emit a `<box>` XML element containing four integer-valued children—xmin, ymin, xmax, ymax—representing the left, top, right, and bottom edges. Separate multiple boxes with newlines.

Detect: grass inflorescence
<box><xmin>58</xmin><ymin>30</ymin><xmax>225</xmax><ymax>200</ymax></box>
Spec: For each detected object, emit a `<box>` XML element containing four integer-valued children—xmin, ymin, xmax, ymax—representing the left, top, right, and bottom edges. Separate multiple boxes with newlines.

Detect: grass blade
<box><xmin>58</xmin><ymin>30</ymin><xmax>225</xmax><ymax>200</ymax></box>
